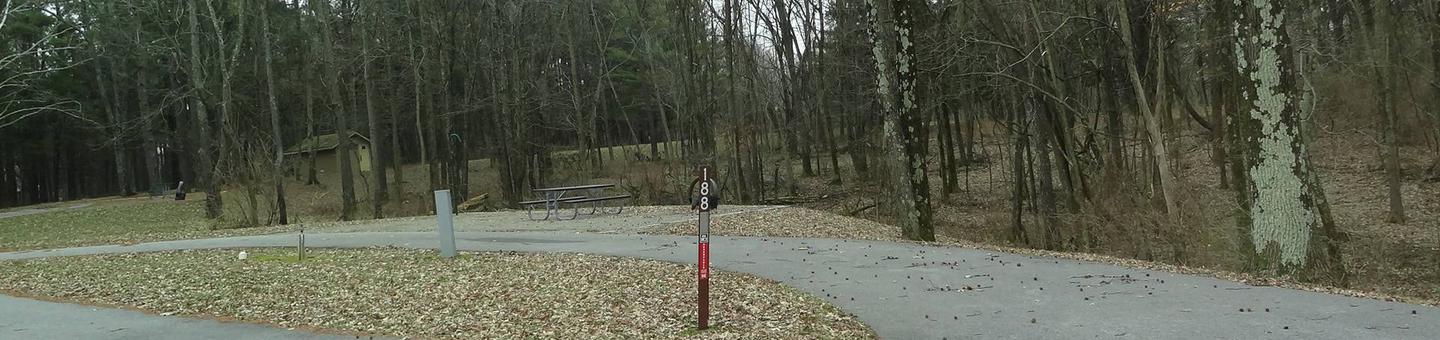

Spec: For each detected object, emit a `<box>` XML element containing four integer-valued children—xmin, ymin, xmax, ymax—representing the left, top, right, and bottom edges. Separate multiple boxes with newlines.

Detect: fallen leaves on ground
<box><xmin>0</xmin><ymin>248</ymin><xmax>874</xmax><ymax>339</ymax></box>
<box><xmin>641</xmin><ymin>207</ymin><xmax>918</xmax><ymax>242</ymax></box>
<box><xmin>643</xmin><ymin>204</ymin><xmax>1440</xmax><ymax>307</ymax></box>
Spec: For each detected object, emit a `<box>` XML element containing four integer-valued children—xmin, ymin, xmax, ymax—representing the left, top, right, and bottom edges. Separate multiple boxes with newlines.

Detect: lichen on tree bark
<box><xmin>868</xmin><ymin>0</ymin><xmax>932</xmax><ymax>241</ymax></box>
<box><xmin>1231</xmin><ymin>0</ymin><xmax>1341</xmax><ymax>279</ymax></box>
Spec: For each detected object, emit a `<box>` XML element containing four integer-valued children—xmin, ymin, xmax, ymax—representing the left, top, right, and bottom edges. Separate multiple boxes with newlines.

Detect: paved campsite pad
<box><xmin>5</xmin><ymin>231</ymin><xmax>1439</xmax><ymax>339</ymax></box>
<box><xmin>0</xmin><ymin>248</ymin><xmax>871</xmax><ymax>339</ymax></box>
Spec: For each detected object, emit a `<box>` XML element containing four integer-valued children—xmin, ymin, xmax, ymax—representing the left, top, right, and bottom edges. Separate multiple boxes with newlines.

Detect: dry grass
<box><xmin>0</xmin><ymin>248</ymin><xmax>874</xmax><ymax>339</ymax></box>
<box><xmin>0</xmin><ymin>198</ymin><xmax>208</xmax><ymax>252</ymax></box>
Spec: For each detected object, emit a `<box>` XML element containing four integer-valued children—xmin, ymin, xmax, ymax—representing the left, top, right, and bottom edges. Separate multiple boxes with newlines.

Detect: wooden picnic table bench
<box><xmin>526</xmin><ymin>184</ymin><xmax>631</xmax><ymax>220</ymax></box>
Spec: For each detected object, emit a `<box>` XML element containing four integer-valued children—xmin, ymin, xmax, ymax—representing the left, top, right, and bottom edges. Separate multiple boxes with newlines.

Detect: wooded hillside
<box><xmin>2</xmin><ymin>0</ymin><xmax>1438</xmax><ymax>288</ymax></box>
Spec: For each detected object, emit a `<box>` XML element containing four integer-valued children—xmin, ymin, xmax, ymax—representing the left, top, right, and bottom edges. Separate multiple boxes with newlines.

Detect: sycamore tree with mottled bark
<box><xmin>1229</xmin><ymin>0</ymin><xmax>1345</xmax><ymax>284</ymax></box>
<box><xmin>868</xmin><ymin>0</ymin><xmax>932</xmax><ymax>241</ymax></box>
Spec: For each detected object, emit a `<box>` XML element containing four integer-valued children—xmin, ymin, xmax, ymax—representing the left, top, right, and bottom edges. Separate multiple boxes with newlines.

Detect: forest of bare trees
<box><xmin>3</xmin><ymin>0</ymin><xmax>1439</xmax><ymax>286</ymax></box>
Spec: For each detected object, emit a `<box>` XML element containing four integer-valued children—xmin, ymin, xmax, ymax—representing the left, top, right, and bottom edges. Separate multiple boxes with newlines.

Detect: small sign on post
<box><xmin>434</xmin><ymin>190</ymin><xmax>457</xmax><ymax>258</ymax></box>
<box><xmin>694</xmin><ymin>165</ymin><xmax>717</xmax><ymax>330</ymax></box>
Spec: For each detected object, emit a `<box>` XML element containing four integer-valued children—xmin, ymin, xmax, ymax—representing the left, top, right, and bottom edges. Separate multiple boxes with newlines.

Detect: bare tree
<box><xmin>1373</xmin><ymin>0</ymin><xmax>1404</xmax><ymax>224</ymax></box>
<box><xmin>0</xmin><ymin>1</ymin><xmax>88</xmax><ymax>130</ymax></box>
<box><xmin>312</xmin><ymin>0</ymin><xmax>355</xmax><ymax>220</ymax></box>
<box><xmin>362</xmin><ymin>1</ymin><xmax>387</xmax><ymax>219</ymax></box>
<box><xmin>186</xmin><ymin>0</ymin><xmax>222</xmax><ymax>218</ymax></box>
<box><xmin>261</xmin><ymin>0</ymin><xmax>286</xmax><ymax>225</ymax></box>
<box><xmin>1113</xmin><ymin>0</ymin><xmax>1179</xmax><ymax>218</ymax></box>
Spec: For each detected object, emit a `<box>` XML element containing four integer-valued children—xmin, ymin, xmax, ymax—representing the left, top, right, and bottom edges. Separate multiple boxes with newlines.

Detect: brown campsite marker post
<box><xmin>695</xmin><ymin>165</ymin><xmax>716</xmax><ymax>330</ymax></box>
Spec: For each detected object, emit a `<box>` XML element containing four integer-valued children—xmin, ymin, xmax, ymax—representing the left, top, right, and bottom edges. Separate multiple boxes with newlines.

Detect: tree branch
<box><xmin>957</xmin><ymin>71</ymin><xmax>1083</xmax><ymax>117</ymax></box>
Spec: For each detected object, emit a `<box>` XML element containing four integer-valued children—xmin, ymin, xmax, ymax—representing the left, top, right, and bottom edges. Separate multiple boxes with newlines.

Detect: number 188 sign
<box><xmin>694</xmin><ymin>165</ymin><xmax>717</xmax><ymax>330</ymax></box>
<box><xmin>698</xmin><ymin>166</ymin><xmax>715</xmax><ymax>212</ymax></box>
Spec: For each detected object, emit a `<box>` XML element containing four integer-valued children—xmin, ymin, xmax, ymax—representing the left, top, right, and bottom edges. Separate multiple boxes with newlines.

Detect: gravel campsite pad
<box><xmin>0</xmin><ymin>248</ymin><xmax>874</xmax><ymax>339</ymax></box>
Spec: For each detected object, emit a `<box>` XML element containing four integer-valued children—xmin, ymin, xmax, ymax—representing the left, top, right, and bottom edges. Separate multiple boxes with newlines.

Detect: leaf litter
<box><xmin>0</xmin><ymin>248</ymin><xmax>874</xmax><ymax>339</ymax></box>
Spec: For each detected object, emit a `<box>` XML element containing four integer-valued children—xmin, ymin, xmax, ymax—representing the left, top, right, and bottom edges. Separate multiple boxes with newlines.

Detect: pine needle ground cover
<box><xmin>0</xmin><ymin>248</ymin><xmax>874</xmax><ymax>339</ymax></box>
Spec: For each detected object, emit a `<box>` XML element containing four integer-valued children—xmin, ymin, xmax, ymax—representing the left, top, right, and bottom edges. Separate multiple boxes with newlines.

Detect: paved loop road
<box><xmin>5</xmin><ymin>230</ymin><xmax>1438</xmax><ymax>339</ymax></box>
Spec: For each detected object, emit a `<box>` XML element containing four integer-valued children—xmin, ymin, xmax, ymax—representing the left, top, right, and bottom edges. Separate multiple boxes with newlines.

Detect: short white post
<box><xmin>434</xmin><ymin>190</ymin><xmax>457</xmax><ymax>258</ymax></box>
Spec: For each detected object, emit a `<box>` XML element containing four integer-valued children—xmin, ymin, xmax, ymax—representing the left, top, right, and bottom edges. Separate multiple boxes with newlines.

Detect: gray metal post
<box><xmin>297</xmin><ymin>229</ymin><xmax>306</xmax><ymax>261</ymax></box>
<box><xmin>434</xmin><ymin>190</ymin><xmax>457</xmax><ymax>258</ymax></box>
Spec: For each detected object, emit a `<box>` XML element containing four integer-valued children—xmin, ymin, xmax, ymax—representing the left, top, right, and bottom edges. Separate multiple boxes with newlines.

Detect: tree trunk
<box><xmin>135</xmin><ymin>62</ymin><xmax>163</xmax><ymax>196</ymax></box>
<box><xmin>848</xmin><ymin>119</ymin><xmax>870</xmax><ymax>178</ymax></box>
<box><xmin>1431</xmin><ymin>2</ymin><xmax>1440</xmax><ymax>177</ymax></box>
<box><xmin>1375</xmin><ymin>0</ymin><xmax>1405</xmax><ymax>224</ymax></box>
<box><xmin>1114</xmin><ymin>0</ymin><xmax>1179</xmax><ymax>218</ymax></box>
<box><xmin>824</xmin><ymin>110</ymin><xmax>842</xmax><ymax>183</ymax></box>
<box><xmin>56</xmin><ymin>135</ymin><xmax>68</xmax><ymax>200</ymax></box>
<box><xmin>187</xmin><ymin>1</ymin><xmax>221</xmax><ymax>219</ymax></box>
<box><xmin>304</xmin><ymin>65</ymin><xmax>318</xmax><ymax>186</ymax></box>
<box><xmin>0</xmin><ymin>149</ymin><xmax>10</xmax><ymax>208</ymax></box>
<box><xmin>565</xmin><ymin>17</ymin><xmax>595</xmax><ymax>171</ymax></box>
<box><xmin>261</xmin><ymin>3</ymin><xmax>287</xmax><ymax>225</ymax></box>
<box><xmin>1011</xmin><ymin>106</ymin><xmax>1029</xmax><ymax>245</ymax></box>
<box><xmin>96</xmin><ymin>63</ymin><xmax>132</xmax><ymax>197</ymax></box>
<box><xmin>1030</xmin><ymin>96</ymin><xmax>1061</xmax><ymax>250</ymax></box>
<box><xmin>448</xmin><ymin>15</ymin><xmax>469</xmax><ymax>208</ymax></box>
<box><xmin>0</xmin><ymin>149</ymin><xmax>8</xmax><ymax>207</ymax></box>
<box><xmin>1027</xmin><ymin>3</ymin><xmax>1084</xmax><ymax>210</ymax></box>
<box><xmin>869</xmin><ymin>0</ymin><xmax>933</xmax><ymax>241</ymax></box>
<box><xmin>312</xmin><ymin>0</ymin><xmax>354</xmax><ymax>221</ymax></box>
<box><xmin>205</xmin><ymin>1</ymin><xmax>241</xmax><ymax>219</ymax></box>
<box><xmin>1232</xmin><ymin>0</ymin><xmax>1345</xmax><ymax>284</ymax></box>
<box><xmin>1432</xmin><ymin>2</ymin><xmax>1440</xmax><ymax>177</ymax></box>
<box><xmin>390</xmin><ymin>89</ymin><xmax>404</xmax><ymax>204</ymax></box>
<box><xmin>427</xmin><ymin>79</ymin><xmax>441</xmax><ymax>192</ymax></box>
<box><xmin>1102</xmin><ymin>43</ymin><xmax>1127</xmax><ymax>178</ymax></box>
<box><xmin>962</xmin><ymin>108</ymin><xmax>975</xmax><ymax>164</ymax></box>
<box><xmin>406</xmin><ymin>16</ymin><xmax>429</xmax><ymax>192</ymax></box>
<box><xmin>1207</xmin><ymin>0</ymin><xmax>1233</xmax><ymax>190</ymax></box>
<box><xmin>815</xmin><ymin>2</ymin><xmax>840</xmax><ymax>184</ymax></box>
<box><xmin>363</xmin><ymin>12</ymin><xmax>387</xmax><ymax>220</ymax></box>
<box><xmin>938</xmin><ymin>101</ymin><xmax>957</xmax><ymax>197</ymax></box>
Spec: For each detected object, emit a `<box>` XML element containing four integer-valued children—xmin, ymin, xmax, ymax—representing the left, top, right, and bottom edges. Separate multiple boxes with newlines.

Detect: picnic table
<box><xmin>522</xmin><ymin>184</ymin><xmax>631</xmax><ymax>220</ymax></box>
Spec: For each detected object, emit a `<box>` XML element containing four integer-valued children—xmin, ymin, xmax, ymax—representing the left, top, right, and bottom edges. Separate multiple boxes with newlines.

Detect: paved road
<box><xmin>6</xmin><ymin>231</ymin><xmax>1438</xmax><ymax>339</ymax></box>
<box><xmin>307</xmin><ymin>205</ymin><xmax>781</xmax><ymax>234</ymax></box>
<box><xmin>0</xmin><ymin>294</ymin><xmax>367</xmax><ymax>340</ymax></box>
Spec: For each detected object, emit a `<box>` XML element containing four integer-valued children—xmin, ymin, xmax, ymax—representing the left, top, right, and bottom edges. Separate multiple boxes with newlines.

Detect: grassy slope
<box><xmin>0</xmin><ymin>198</ymin><xmax>207</xmax><ymax>252</ymax></box>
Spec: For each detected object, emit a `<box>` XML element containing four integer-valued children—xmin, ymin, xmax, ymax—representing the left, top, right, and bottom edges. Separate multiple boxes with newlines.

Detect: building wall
<box><xmin>288</xmin><ymin>147</ymin><xmax>369</xmax><ymax>180</ymax></box>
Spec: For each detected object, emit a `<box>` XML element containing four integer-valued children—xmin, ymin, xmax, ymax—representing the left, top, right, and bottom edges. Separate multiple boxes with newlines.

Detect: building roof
<box><xmin>284</xmin><ymin>132</ymin><xmax>370</xmax><ymax>155</ymax></box>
